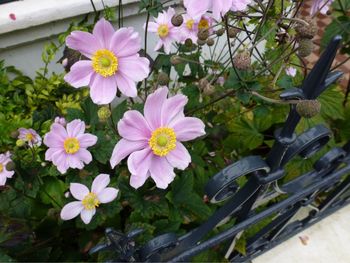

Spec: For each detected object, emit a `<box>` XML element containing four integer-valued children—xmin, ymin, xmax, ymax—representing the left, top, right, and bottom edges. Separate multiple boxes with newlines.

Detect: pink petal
<box><xmin>64</xmin><ymin>60</ymin><xmax>94</xmax><ymax>88</ymax></box>
<box><xmin>144</xmin><ymin>87</ymin><xmax>168</xmax><ymax>130</ymax></box>
<box><xmin>166</xmin><ymin>142</ymin><xmax>191</xmax><ymax>170</ymax></box>
<box><xmin>117</xmin><ymin>111</ymin><xmax>151</xmax><ymax>141</ymax></box>
<box><xmin>70</xmin><ymin>183</ymin><xmax>89</xmax><ymax>200</ymax></box>
<box><xmin>91</xmin><ymin>174</ymin><xmax>110</xmax><ymax>195</ymax></box>
<box><xmin>161</xmin><ymin>94</ymin><xmax>188</xmax><ymax>126</ymax></box>
<box><xmin>127</xmin><ymin>148</ymin><xmax>152</xmax><ymax>189</ymax></box>
<box><xmin>110</xmin><ymin>27</ymin><xmax>141</xmax><ymax>57</ymax></box>
<box><xmin>66</xmin><ymin>119</ymin><xmax>85</xmax><ymax>137</ymax></box>
<box><xmin>80</xmin><ymin>208</ymin><xmax>96</xmax><ymax>224</ymax></box>
<box><xmin>66</xmin><ymin>31</ymin><xmax>101</xmax><ymax>58</ymax></box>
<box><xmin>97</xmin><ymin>187</ymin><xmax>119</xmax><ymax>203</ymax></box>
<box><xmin>75</xmin><ymin>148</ymin><xmax>93</xmax><ymax>164</ymax></box>
<box><xmin>149</xmin><ymin>155</ymin><xmax>175</xmax><ymax>189</ymax></box>
<box><xmin>114</xmin><ymin>72</ymin><xmax>138</xmax><ymax>97</ymax></box>
<box><xmin>0</xmin><ymin>175</ymin><xmax>7</xmax><ymax>186</ymax></box>
<box><xmin>118</xmin><ymin>55</ymin><xmax>150</xmax><ymax>82</ymax></box>
<box><xmin>93</xmin><ymin>18</ymin><xmax>115</xmax><ymax>47</ymax></box>
<box><xmin>77</xmin><ymin>133</ymin><xmax>98</xmax><ymax>148</ymax></box>
<box><xmin>45</xmin><ymin>123</ymin><xmax>67</xmax><ymax>142</ymax></box>
<box><xmin>170</xmin><ymin>117</ymin><xmax>205</xmax><ymax>141</ymax></box>
<box><xmin>110</xmin><ymin>139</ymin><xmax>148</xmax><ymax>168</ymax></box>
<box><xmin>44</xmin><ymin>133</ymin><xmax>64</xmax><ymax>148</ymax></box>
<box><xmin>60</xmin><ymin>201</ymin><xmax>84</xmax><ymax>220</ymax></box>
<box><xmin>67</xmin><ymin>155</ymin><xmax>84</xmax><ymax>170</ymax></box>
<box><xmin>90</xmin><ymin>74</ymin><xmax>117</xmax><ymax>105</ymax></box>
<box><xmin>147</xmin><ymin>22</ymin><xmax>158</xmax><ymax>32</ymax></box>
<box><xmin>184</xmin><ymin>0</ymin><xmax>210</xmax><ymax>20</ymax></box>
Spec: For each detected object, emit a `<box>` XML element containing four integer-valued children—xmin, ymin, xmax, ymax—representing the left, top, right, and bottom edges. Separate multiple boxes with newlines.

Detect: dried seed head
<box><xmin>298</xmin><ymin>38</ymin><xmax>314</xmax><ymax>57</ymax></box>
<box><xmin>97</xmin><ymin>106</ymin><xmax>111</xmax><ymax>121</ymax></box>
<box><xmin>295</xmin><ymin>18</ymin><xmax>318</xmax><ymax>39</ymax></box>
<box><xmin>296</xmin><ymin>100</ymin><xmax>321</xmax><ymax>118</ymax></box>
<box><xmin>207</xmin><ymin>38</ymin><xmax>215</xmax><ymax>46</ymax></box>
<box><xmin>171</xmin><ymin>14</ymin><xmax>184</xmax><ymax>27</ymax></box>
<box><xmin>233</xmin><ymin>50</ymin><xmax>251</xmax><ymax>70</ymax></box>
<box><xmin>197</xmin><ymin>39</ymin><xmax>206</xmax><ymax>46</ymax></box>
<box><xmin>198</xmin><ymin>29</ymin><xmax>209</xmax><ymax>41</ymax></box>
<box><xmin>228</xmin><ymin>27</ymin><xmax>240</xmax><ymax>38</ymax></box>
<box><xmin>170</xmin><ymin>55</ymin><xmax>183</xmax><ymax>65</ymax></box>
<box><xmin>216</xmin><ymin>28</ymin><xmax>225</xmax><ymax>36</ymax></box>
<box><xmin>157</xmin><ymin>72</ymin><xmax>170</xmax><ymax>86</ymax></box>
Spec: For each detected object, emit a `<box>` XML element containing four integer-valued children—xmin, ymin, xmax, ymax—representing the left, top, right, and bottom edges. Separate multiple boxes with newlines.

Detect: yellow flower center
<box><xmin>92</xmin><ymin>49</ymin><xmax>118</xmax><ymax>77</ymax></box>
<box><xmin>198</xmin><ymin>18</ymin><xmax>210</xmax><ymax>30</ymax></box>
<box><xmin>63</xmin><ymin>138</ymin><xmax>80</xmax><ymax>154</ymax></box>
<box><xmin>149</xmin><ymin>127</ymin><xmax>177</xmax><ymax>157</ymax></box>
<box><xmin>186</xmin><ymin>19</ymin><xmax>195</xmax><ymax>30</ymax></box>
<box><xmin>25</xmin><ymin>133</ymin><xmax>34</xmax><ymax>141</ymax></box>
<box><xmin>0</xmin><ymin>164</ymin><xmax>3</xmax><ymax>173</ymax></box>
<box><xmin>158</xmin><ymin>24</ymin><xmax>169</xmax><ymax>38</ymax></box>
<box><xmin>82</xmin><ymin>192</ymin><xmax>100</xmax><ymax>210</ymax></box>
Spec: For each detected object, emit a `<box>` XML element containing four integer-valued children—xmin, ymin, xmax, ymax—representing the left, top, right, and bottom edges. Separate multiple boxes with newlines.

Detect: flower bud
<box><xmin>298</xmin><ymin>38</ymin><xmax>314</xmax><ymax>57</ymax></box>
<box><xmin>197</xmin><ymin>39</ymin><xmax>206</xmax><ymax>46</ymax></box>
<box><xmin>16</xmin><ymin>139</ymin><xmax>25</xmax><ymax>147</ymax></box>
<box><xmin>216</xmin><ymin>28</ymin><xmax>225</xmax><ymax>36</ymax></box>
<box><xmin>171</xmin><ymin>14</ymin><xmax>184</xmax><ymax>27</ymax></box>
<box><xmin>296</xmin><ymin>100</ymin><xmax>321</xmax><ymax>118</ymax></box>
<box><xmin>228</xmin><ymin>28</ymin><xmax>240</xmax><ymax>38</ymax></box>
<box><xmin>198</xmin><ymin>29</ymin><xmax>209</xmax><ymax>41</ymax></box>
<box><xmin>157</xmin><ymin>72</ymin><xmax>170</xmax><ymax>86</ymax></box>
<box><xmin>5</xmin><ymin>162</ymin><xmax>15</xmax><ymax>171</ymax></box>
<box><xmin>206</xmin><ymin>38</ymin><xmax>215</xmax><ymax>46</ymax></box>
<box><xmin>295</xmin><ymin>18</ymin><xmax>317</xmax><ymax>39</ymax></box>
<box><xmin>98</xmin><ymin>106</ymin><xmax>111</xmax><ymax>121</ymax></box>
<box><xmin>185</xmin><ymin>38</ymin><xmax>193</xmax><ymax>47</ymax></box>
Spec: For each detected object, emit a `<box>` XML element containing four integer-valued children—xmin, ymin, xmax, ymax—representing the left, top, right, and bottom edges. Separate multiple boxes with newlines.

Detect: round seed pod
<box><xmin>185</xmin><ymin>38</ymin><xmax>193</xmax><ymax>47</ymax></box>
<box><xmin>296</xmin><ymin>100</ymin><xmax>321</xmax><ymax>118</ymax></box>
<box><xmin>157</xmin><ymin>72</ymin><xmax>170</xmax><ymax>86</ymax></box>
<box><xmin>198</xmin><ymin>29</ymin><xmax>209</xmax><ymax>41</ymax></box>
<box><xmin>228</xmin><ymin>28</ymin><xmax>240</xmax><ymax>38</ymax></box>
<box><xmin>197</xmin><ymin>39</ymin><xmax>206</xmax><ymax>46</ymax></box>
<box><xmin>170</xmin><ymin>55</ymin><xmax>183</xmax><ymax>65</ymax></box>
<box><xmin>295</xmin><ymin>18</ymin><xmax>318</xmax><ymax>39</ymax></box>
<box><xmin>5</xmin><ymin>162</ymin><xmax>15</xmax><ymax>171</ymax></box>
<box><xmin>298</xmin><ymin>38</ymin><xmax>314</xmax><ymax>57</ymax></box>
<box><xmin>97</xmin><ymin>106</ymin><xmax>111</xmax><ymax>121</ymax></box>
<box><xmin>216</xmin><ymin>28</ymin><xmax>225</xmax><ymax>36</ymax></box>
<box><xmin>207</xmin><ymin>38</ymin><xmax>215</xmax><ymax>46</ymax></box>
<box><xmin>233</xmin><ymin>50</ymin><xmax>251</xmax><ymax>70</ymax></box>
<box><xmin>171</xmin><ymin>14</ymin><xmax>183</xmax><ymax>27</ymax></box>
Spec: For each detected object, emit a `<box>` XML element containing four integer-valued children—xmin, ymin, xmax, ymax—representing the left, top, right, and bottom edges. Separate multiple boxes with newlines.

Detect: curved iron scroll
<box><xmin>90</xmin><ymin>36</ymin><xmax>349</xmax><ymax>262</ymax></box>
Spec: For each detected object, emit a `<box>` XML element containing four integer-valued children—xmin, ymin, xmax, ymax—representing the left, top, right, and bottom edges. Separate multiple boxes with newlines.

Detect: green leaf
<box><xmin>39</xmin><ymin>177</ymin><xmax>66</xmax><ymax>208</ymax></box>
<box><xmin>112</xmin><ymin>100</ymin><xmax>127</xmax><ymax>123</ymax></box>
<box><xmin>319</xmin><ymin>86</ymin><xmax>345</xmax><ymax>120</ymax></box>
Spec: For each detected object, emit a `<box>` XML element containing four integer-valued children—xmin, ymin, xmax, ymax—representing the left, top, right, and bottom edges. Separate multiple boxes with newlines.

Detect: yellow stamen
<box><xmin>82</xmin><ymin>192</ymin><xmax>100</xmax><ymax>210</ymax></box>
<box><xmin>198</xmin><ymin>18</ymin><xmax>209</xmax><ymax>30</ymax></box>
<box><xmin>63</xmin><ymin>138</ymin><xmax>80</xmax><ymax>154</ymax></box>
<box><xmin>92</xmin><ymin>49</ymin><xmax>118</xmax><ymax>77</ymax></box>
<box><xmin>158</xmin><ymin>24</ymin><xmax>169</xmax><ymax>38</ymax></box>
<box><xmin>186</xmin><ymin>19</ymin><xmax>195</xmax><ymax>30</ymax></box>
<box><xmin>25</xmin><ymin>133</ymin><xmax>34</xmax><ymax>141</ymax></box>
<box><xmin>149</xmin><ymin>127</ymin><xmax>177</xmax><ymax>157</ymax></box>
<box><xmin>0</xmin><ymin>164</ymin><xmax>3</xmax><ymax>173</ymax></box>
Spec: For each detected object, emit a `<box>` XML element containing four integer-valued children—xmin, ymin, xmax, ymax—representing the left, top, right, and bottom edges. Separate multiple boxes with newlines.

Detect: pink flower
<box><xmin>285</xmin><ymin>67</ymin><xmax>297</xmax><ymax>77</ymax></box>
<box><xmin>0</xmin><ymin>152</ymin><xmax>14</xmax><ymax>186</ymax></box>
<box><xmin>110</xmin><ymin>87</ymin><xmax>206</xmax><ymax>189</ymax></box>
<box><xmin>55</xmin><ymin>116</ymin><xmax>67</xmax><ymax>127</ymax></box>
<box><xmin>44</xmin><ymin>119</ymin><xmax>97</xmax><ymax>174</ymax></box>
<box><xmin>231</xmin><ymin>0</ymin><xmax>252</xmax><ymax>11</ymax></box>
<box><xmin>60</xmin><ymin>174</ymin><xmax>118</xmax><ymax>224</ymax></box>
<box><xmin>18</xmin><ymin>128</ymin><xmax>42</xmax><ymax>148</ymax></box>
<box><xmin>64</xmin><ymin>18</ymin><xmax>150</xmax><ymax>104</ymax></box>
<box><xmin>311</xmin><ymin>0</ymin><xmax>334</xmax><ymax>15</ymax></box>
<box><xmin>184</xmin><ymin>0</ymin><xmax>232</xmax><ymax>21</ymax></box>
<box><xmin>180</xmin><ymin>14</ymin><xmax>213</xmax><ymax>43</ymax></box>
<box><xmin>146</xmin><ymin>8</ymin><xmax>181</xmax><ymax>54</ymax></box>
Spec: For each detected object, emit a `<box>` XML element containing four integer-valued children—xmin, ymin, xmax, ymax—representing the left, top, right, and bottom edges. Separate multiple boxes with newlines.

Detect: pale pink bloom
<box><xmin>311</xmin><ymin>0</ymin><xmax>334</xmax><ymax>15</ymax></box>
<box><xmin>231</xmin><ymin>0</ymin><xmax>252</xmax><ymax>12</ymax></box>
<box><xmin>146</xmin><ymin>7</ymin><xmax>181</xmax><ymax>54</ymax></box>
<box><xmin>60</xmin><ymin>174</ymin><xmax>118</xmax><ymax>224</ymax></box>
<box><xmin>0</xmin><ymin>152</ymin><xmax>14</xmax><ymax>186</ymax></box>
<box><xmin>64</xmin><ymin>18</ymin><xmax>150</xmax><ymax>104</ymax></box>
<box><xmin>44</xmin><ymin>119</ymin><xmax>97</xmax><ymax>174</ymax></box>
<box><xmin>285</xmin><ymin>67</ymin><xmax>297</xmax><ymax>77</ymax></box>
<box><xmin>55</xmin><ymin>116</ymin><xmax>67</xmax><ymax>127</ymax></box>
<box><xmin>110</xmin><ymin>87</ymin><xmax>206</xmax><ymax>189</ymax></box>
<box><xmin>18</xmin><ymin>128</ymin><xmax>42</xmax><ymax>148</ymax></box>
<box><xmin>184</xmin><ymin>0</ymin><xmax>232</xmax><ymax>21</ymax></box>
<box><xmin>180</xmin><ymin>14</ymin><xmax>213</xmax><ymax>43</ymax></box>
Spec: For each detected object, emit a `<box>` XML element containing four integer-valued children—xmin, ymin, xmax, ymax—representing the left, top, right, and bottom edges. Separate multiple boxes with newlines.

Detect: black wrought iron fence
<box><xmin>91</xmin><ymin>36</ymin><xmax>350</xmax><ymax>262</ymax></box>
